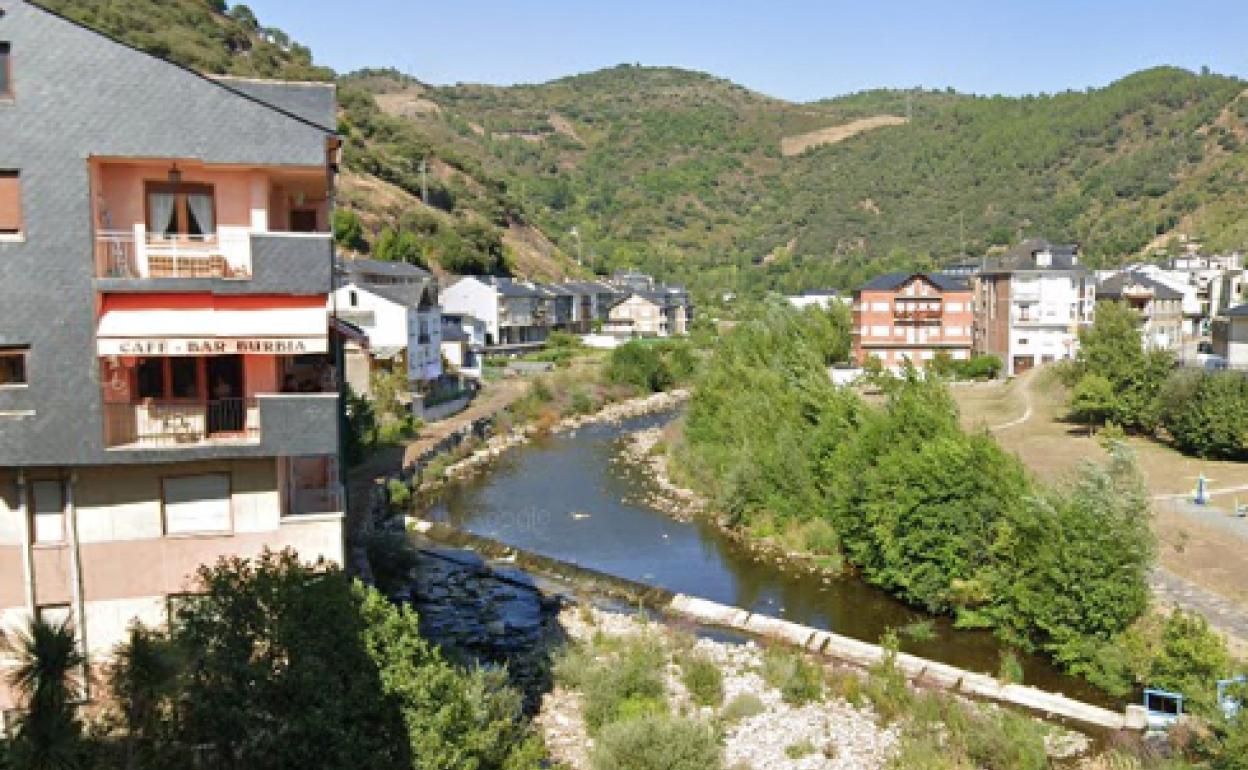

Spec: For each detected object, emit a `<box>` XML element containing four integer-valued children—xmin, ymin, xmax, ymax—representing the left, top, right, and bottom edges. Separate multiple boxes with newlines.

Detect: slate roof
<box><xmin>1097</xmin><ymin>271</ymin><xmax>1184</xmax><ymax>301</ymax></box>
<box><xmin>1222</xmin><ymin>303</ymin><xmax>1248</xmax><ymax>317</ymax></box>
<box><xmin>982</xmin><ymin>239</ymin><xmax>1082</xmax><ymax>273</ymax></box>
<box><xmin>339</xmin><ymin>258</ymin><xmax>432</xmax><ymax>279</ymax></box>
<box><xmin>478</xmin><ymin>276</ymin><xmax>541</xmax><ymax>298</ymax></box>
<box><xmin>858</xmin><ymin>272</ymin><xmax>970</xmax><ymax>292</ymax></box>
<box><xmin>210</xmin><ymin>76</ymin><xmax>337</xmax><ymax>132</ymax></box>
<box><xmin>345</xmin><ymin>281</ymin><xmax>433</xmax><ymax>310</ymax></box>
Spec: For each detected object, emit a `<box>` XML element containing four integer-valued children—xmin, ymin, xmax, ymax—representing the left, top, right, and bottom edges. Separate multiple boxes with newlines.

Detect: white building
<box><xmin>441</xmin><ymin>276</ymin><xmax>548</xmax><ymax>349</ymax></box>
<box><xmin>785</xmin><ymin>290</ymin><xmax>844</xmax><ymax>311</ymax></box>
<box><xmin>333</xmin><ymin>259</ymin><xmax>442</xmax><ymax>394</ymax></box>
<box><xmin>440</xmin><ymin>312</ymin><xmax>486</xmax><ymax>379</ymax></box>
<box><xmin>974</xmin><ymin>240</ymin><xmax>1095</xmax><ymax>376</ymax></box>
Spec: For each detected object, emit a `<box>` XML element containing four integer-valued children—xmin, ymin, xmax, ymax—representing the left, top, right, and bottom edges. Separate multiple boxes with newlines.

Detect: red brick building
<box><xmin>851</xmin><ymin>273</ymin><xmax>974</xmax><ymax>369</ymax></box>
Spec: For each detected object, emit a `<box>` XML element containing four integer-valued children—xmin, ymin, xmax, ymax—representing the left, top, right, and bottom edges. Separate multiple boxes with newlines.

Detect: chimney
<box><xmin>1035</xmin><ymin>250</ymin><xmax>1052</xmax><ymax>268</ymax></box>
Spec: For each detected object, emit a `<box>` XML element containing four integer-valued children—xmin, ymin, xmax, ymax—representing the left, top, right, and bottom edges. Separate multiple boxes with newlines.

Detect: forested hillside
<box><xmin>39</xmin><ymin>1</ymin><xmax>1248</xmax><ymax>295</ymax></box>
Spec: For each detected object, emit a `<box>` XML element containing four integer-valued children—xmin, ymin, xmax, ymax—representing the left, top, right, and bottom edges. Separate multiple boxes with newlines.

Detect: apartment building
<box><xmin>605</xmin><ymin>287</ymin><xmax>694</xmax><ymax>338</ymax></box>
<box><xmin>851</xmin><ymin>273</ymin><xmax>974</xmax><ymax>368</ymax></box>
<box><xmin>0</xmin><ymin>1</ymin><xmax>344</xmax><ymax>708</ymax></box>
<box><xmin>1212</xmin><ymin>304</ymin><xmax>1248</xmax><ymax>369</ymax></box>
<box><xmin>1096</xmin><ymin>271</ymin><xmax>1185</xmax><ymax>352</ymax></box>
<box><xmin>973</xmin><ymin>240</ymin><xmax>1094</xmax><ymax>376</ymax></box>
<box><xmin>441</xmin><ymin>276</ymin><xmax>550</xmax><ymax>349</ymax></box>
<box><xmin>333</xmin><ymin>258</ymin><xmax>442</xmax><ymax>396</ymax></box>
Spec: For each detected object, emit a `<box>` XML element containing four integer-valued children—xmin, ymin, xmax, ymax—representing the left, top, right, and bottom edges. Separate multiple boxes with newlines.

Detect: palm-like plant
<box><xmin>2</xmin><ymin>616</ymin><xmax>85</xmax><ymax>770</ymax></box>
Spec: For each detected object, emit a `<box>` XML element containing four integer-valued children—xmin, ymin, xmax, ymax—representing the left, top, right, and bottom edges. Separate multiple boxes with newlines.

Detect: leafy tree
<box><xmin>2</xmin><ymin>617</ymin><xmax>85</xmax><ymax>770</ymax></box>
<box><xmin>1162</xmin><ymin>370</ymin><xmax>1248</xmax><ymax>459</ymax></box>
<box><xmin>108</xmin><ymin>624</ymin><xmax>181</xmax><ymax>770</ymax></box>
<box><xmin>170</xmin><ymin>552</ymin><xmax>409</xmax><ymax>770</ymax></box>
<box><xmin>374</xmin><ymin>227</ymin><xmax>426</xmax><ymax>267</ymax></box>
<box><xmin>332</xmin><ymin>209</ymin><xmax>368</xmax><ymax>253</ymax></box>
<box><xmin>1000</xmin><ymin>443</ymin><xmax>1155</xmax><ymax>665</ymax></box>
<box><xmin>1073</xmin><ymin>301</ymin><xmax>1174</xmax><ymax>431</ymax></box>
<box><xmin>1070</xmin><ymin>374</ymin><xmax>1116</xmax><ymax>434</ymax></box>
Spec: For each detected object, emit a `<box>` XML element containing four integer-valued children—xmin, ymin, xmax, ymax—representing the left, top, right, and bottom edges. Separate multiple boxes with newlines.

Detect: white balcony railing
<box><xmin>95</xmin><ymin>224</ymin><xmax>253</xmax><ymax>280</ymax></box>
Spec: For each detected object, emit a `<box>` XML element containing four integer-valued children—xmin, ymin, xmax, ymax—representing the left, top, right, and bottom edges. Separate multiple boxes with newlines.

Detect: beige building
<box><xmin>1212</xmin><ymin>304</ymin><xmax>1248</xmax><ymax>369</ymax></box>
<box><xmin>604</xmin><ymin>289</ymin><xmax>693</xmax><ymax>338</ymax></box>
<box><xmin>1096</xmin><ymin>271</ymin><xmax>1186</xmax><ymax>352</ymax></box>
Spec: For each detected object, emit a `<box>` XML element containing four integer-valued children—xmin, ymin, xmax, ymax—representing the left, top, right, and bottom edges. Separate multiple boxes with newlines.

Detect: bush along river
<box><xmin>418</xmin><ymin>408</ymin><xmax>1115</xmax><ymax>709</ymax></box>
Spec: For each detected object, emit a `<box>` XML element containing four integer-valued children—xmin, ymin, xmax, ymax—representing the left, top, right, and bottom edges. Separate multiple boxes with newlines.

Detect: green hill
<box><xmin>38</xmin><ymin>1</ymin><xmax>1248</xmax><ymax>295</ymax></box>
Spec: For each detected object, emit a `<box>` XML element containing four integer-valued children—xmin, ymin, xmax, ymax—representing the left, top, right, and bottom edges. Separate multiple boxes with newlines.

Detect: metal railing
<box><xmin>103</xmin><ymin>398</ymin><xmax>259</xmax><ymax>448</ymax></box>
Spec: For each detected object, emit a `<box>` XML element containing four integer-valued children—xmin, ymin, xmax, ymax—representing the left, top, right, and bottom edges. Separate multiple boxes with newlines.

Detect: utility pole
<box><xmin>570</xmin><ymin>226</ymin><xmax>583</xmax><ymax>266</ymax></box>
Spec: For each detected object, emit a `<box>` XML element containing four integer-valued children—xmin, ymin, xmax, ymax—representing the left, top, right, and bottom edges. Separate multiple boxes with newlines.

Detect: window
<box><xmin>0</xmin><ymin>345</ymin><xmax>27</xmax><ymax>385</ymax></box>
<box><xmin>0</xmin><ymin>171</ymin><xmax>21</xmax><ymax>235</ymax></box>
<box><xmin>135</xmin><ymin>357</ymin><xmax>202</xmax><ymax>400</ymax></box>
<box><xmin>31</xmin><ymin>479</ymin><xmax>65</xmax><ymax>544</ymax></box>
<box><xmin>146</xmin><ymin>182</ymin><xmax>215</xmax><ymax>240</ymax></box>
<box><xmin>163</xmin><ymin>474</ymin><xmax>231</xmax><ymax>535</ymax></box>
<box><xmin>0</xmin><ymin>43</ymin><xmax>10</xmax><ymax>99</ymax></box>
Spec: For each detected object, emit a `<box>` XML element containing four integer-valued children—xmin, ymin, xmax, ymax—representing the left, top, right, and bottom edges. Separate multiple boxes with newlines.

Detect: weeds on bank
<box><xmin>760</xmin><ymin>646</ymin><xmax>824</xmax><ymax>706</ymax></box>
<box><xmin>678</xmin><ymin>653</ymin><xmax>725</xmax><ymax>708</ymax></box>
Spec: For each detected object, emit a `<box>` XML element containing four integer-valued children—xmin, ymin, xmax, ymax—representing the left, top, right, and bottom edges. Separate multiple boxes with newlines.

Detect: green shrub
<box><xmin>591</xmin><ymin>715</ymin><xmax>723</xmax><ymax>770</ymax></box>
<box><xmin>784</xmin><ymin>739</ymin><xmax>816</xmax><ymax>759</ymax></box>
<box><xmin>386</xmin><ymin>478</ymin><xmax>411</xmax><ymax>511</ymax></box>
<box><xmin>825</xmin><ymin>668</ymin><xmax>866</xmax><ymax>708</ymax></box>
<box><xmin>760</xmin><ymin>647</ymin><xmax>823</xmax><ymax>706</ymax></box>
<box><xmin>581</xmin><ymin>636</ymin><xmax>669</xmax><ymax>734</ymax></box>
<box><xmin>720</xmin><ymin>692</ymin><xmax>765</xmax><ymax>723</ymax></box>
<box><xmin>864</xmin><ymin>633</ymin><xmax>914</xmax><ymax>724</ymax></box>
<box><xmin>606</xmin><ymin>342</ymin><xmax>674</xmax><ymax>393</ymax></box>
<box><xmin>679</xmin><ymin>654</ymin><xmax>724</xmax><ymax>708</ymax></box>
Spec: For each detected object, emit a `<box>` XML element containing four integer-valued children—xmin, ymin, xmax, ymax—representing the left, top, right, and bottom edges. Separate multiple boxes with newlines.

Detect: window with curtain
<box><xmin>146</xmin><ymin>182</ymin><xmax>216</xmax><ymax>240</ymax></box>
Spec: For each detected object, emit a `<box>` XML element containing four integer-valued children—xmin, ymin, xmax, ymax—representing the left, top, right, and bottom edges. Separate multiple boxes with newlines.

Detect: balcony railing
<box><xmin>103</xmin><ymin>398</ymin><xmax>259</xmax><ymax>448</ymax></box>
<box><xmin>95</xmin><ymin>225</ymin><xmax>252</xmax><ymax>280</ymax></box>
<box><xmin>893</xmin><ymin>306</ymin><xmax>942</xmax><ymax>321</ymax></box>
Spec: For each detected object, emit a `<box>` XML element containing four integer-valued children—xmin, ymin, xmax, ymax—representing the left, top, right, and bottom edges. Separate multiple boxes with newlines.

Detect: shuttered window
<box><xmin>0</xmin><ymin>171</ymin><xmax>21</xmax><ymax>234</ymax></box>
<box><xmin>162</xmin><ymin>474</ymin><xmax>231</xmax><ymax>535</ymax></box>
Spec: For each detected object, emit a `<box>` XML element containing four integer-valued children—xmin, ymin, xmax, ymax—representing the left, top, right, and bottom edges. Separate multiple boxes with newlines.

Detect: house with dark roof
<box><xmin>0</xmin><ymin>0</ymin><xmax>345</xmax><ymax>708</ymax></box>
<box><xmin>441</xmin><ymin>275</ymin><xmax>551</xmax><ymax>348</ymax></box>
<box><xmin>604</xmin><ymin>286</ymin><xmax>693</xmax><ymax>338</ymax></box>
<box><xmin>1096</xmin><ymin>271</ymin><xmax>1185</xmax><ymax>352</ymax></box>
<box><xmin>785</xmin><ymin>289</ymin><xmax>844</xmax><ymax>311</ymax></box>
<box><xmin>332</xmin><ymin>259</ymin><xmax>442</xmax><ymax>396</ymax></box>
<box><xmin>851</xmin><ymin>273</ymin><xmax>974</xmax><ymax>369</ymax></box>
<box><xmin>973</xmin><ymin>239</ymin><xmax>1095</xmax><ymax>375</ymax></box>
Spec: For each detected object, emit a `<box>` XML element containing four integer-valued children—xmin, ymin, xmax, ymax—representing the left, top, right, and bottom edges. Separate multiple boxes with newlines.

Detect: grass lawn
<box><xmin>953</xmin><ymin>368</ymin><xmax>1248</xmax><ymax>610</ymax></box>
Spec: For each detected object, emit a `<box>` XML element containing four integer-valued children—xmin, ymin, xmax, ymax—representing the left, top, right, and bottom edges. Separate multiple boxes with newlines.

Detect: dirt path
<box><xmin>988</xmin><ymin>369</ymin><xmax>1036</xmax><ymax>432</ymax></box>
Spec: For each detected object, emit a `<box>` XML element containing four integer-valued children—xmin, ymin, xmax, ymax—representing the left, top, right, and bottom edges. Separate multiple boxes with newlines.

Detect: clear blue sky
<box><xmin>248</xmin><ymin>1</ymin><xmax>1248</xmax><ymax>102</ymax></box>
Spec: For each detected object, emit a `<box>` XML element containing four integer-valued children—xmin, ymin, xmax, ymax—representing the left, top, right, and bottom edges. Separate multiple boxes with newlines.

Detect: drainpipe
<box><xmin>64</xmin><ymin>472</ymin><xmax>89</xmax><ymax>701</ymax></box>
<box><xmin>327</xmin><ymin>138</ymin><xmax>349</xmax><ymax>564</ymax></box>
<box><xmin>16</xmin><ymin>471</ymin><xmax>34</xmax><ymax>616</ymax></box>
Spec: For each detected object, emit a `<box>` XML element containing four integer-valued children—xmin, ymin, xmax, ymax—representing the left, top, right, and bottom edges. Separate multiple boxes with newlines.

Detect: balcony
<box><xmin>95</xmin><ymin>226</ymin><xmax>332</xmax><ymax>294</ymax></box>
<box><xmin>103</xmin><ymin>393</ymin><xmax>338</xmax><ymax>455</ymax></box>
<box><xmin>893</xmin><ymin>304</ymin><xmax>942</xmax><ymax>323</ymax></box>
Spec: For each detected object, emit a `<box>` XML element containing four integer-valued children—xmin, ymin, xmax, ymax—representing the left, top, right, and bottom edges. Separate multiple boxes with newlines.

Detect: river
<box><xmin>422</xmin><ymin>409</ymin><xmax>1114</xmax><ymax>708</ymax></box>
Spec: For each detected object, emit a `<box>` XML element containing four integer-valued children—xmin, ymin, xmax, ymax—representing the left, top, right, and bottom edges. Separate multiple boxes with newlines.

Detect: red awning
<box><xmin>97</xmin><ymin>293</ymin><xmax>329</xmax><ymax>356</ymax></box>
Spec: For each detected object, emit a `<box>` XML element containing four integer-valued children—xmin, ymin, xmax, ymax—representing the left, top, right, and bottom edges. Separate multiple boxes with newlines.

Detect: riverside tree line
<box><xmin>674</xmin><ymin>300</ymin><xmax>1247</xmax><ymax>766</ymax></box>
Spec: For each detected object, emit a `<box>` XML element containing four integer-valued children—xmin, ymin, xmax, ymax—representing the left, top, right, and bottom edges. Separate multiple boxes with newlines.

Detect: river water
<box><xmin>423</xmin><ymin>410</ymin><xmax>1114</xmax><ymax>707</ymax></box>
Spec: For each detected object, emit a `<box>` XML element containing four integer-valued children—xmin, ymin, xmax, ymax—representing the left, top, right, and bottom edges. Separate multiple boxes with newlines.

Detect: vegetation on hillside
<box><xmin>37</xmin><ymin>0</ymin><xmax>333</xmax><ymax>81</ymax></box>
